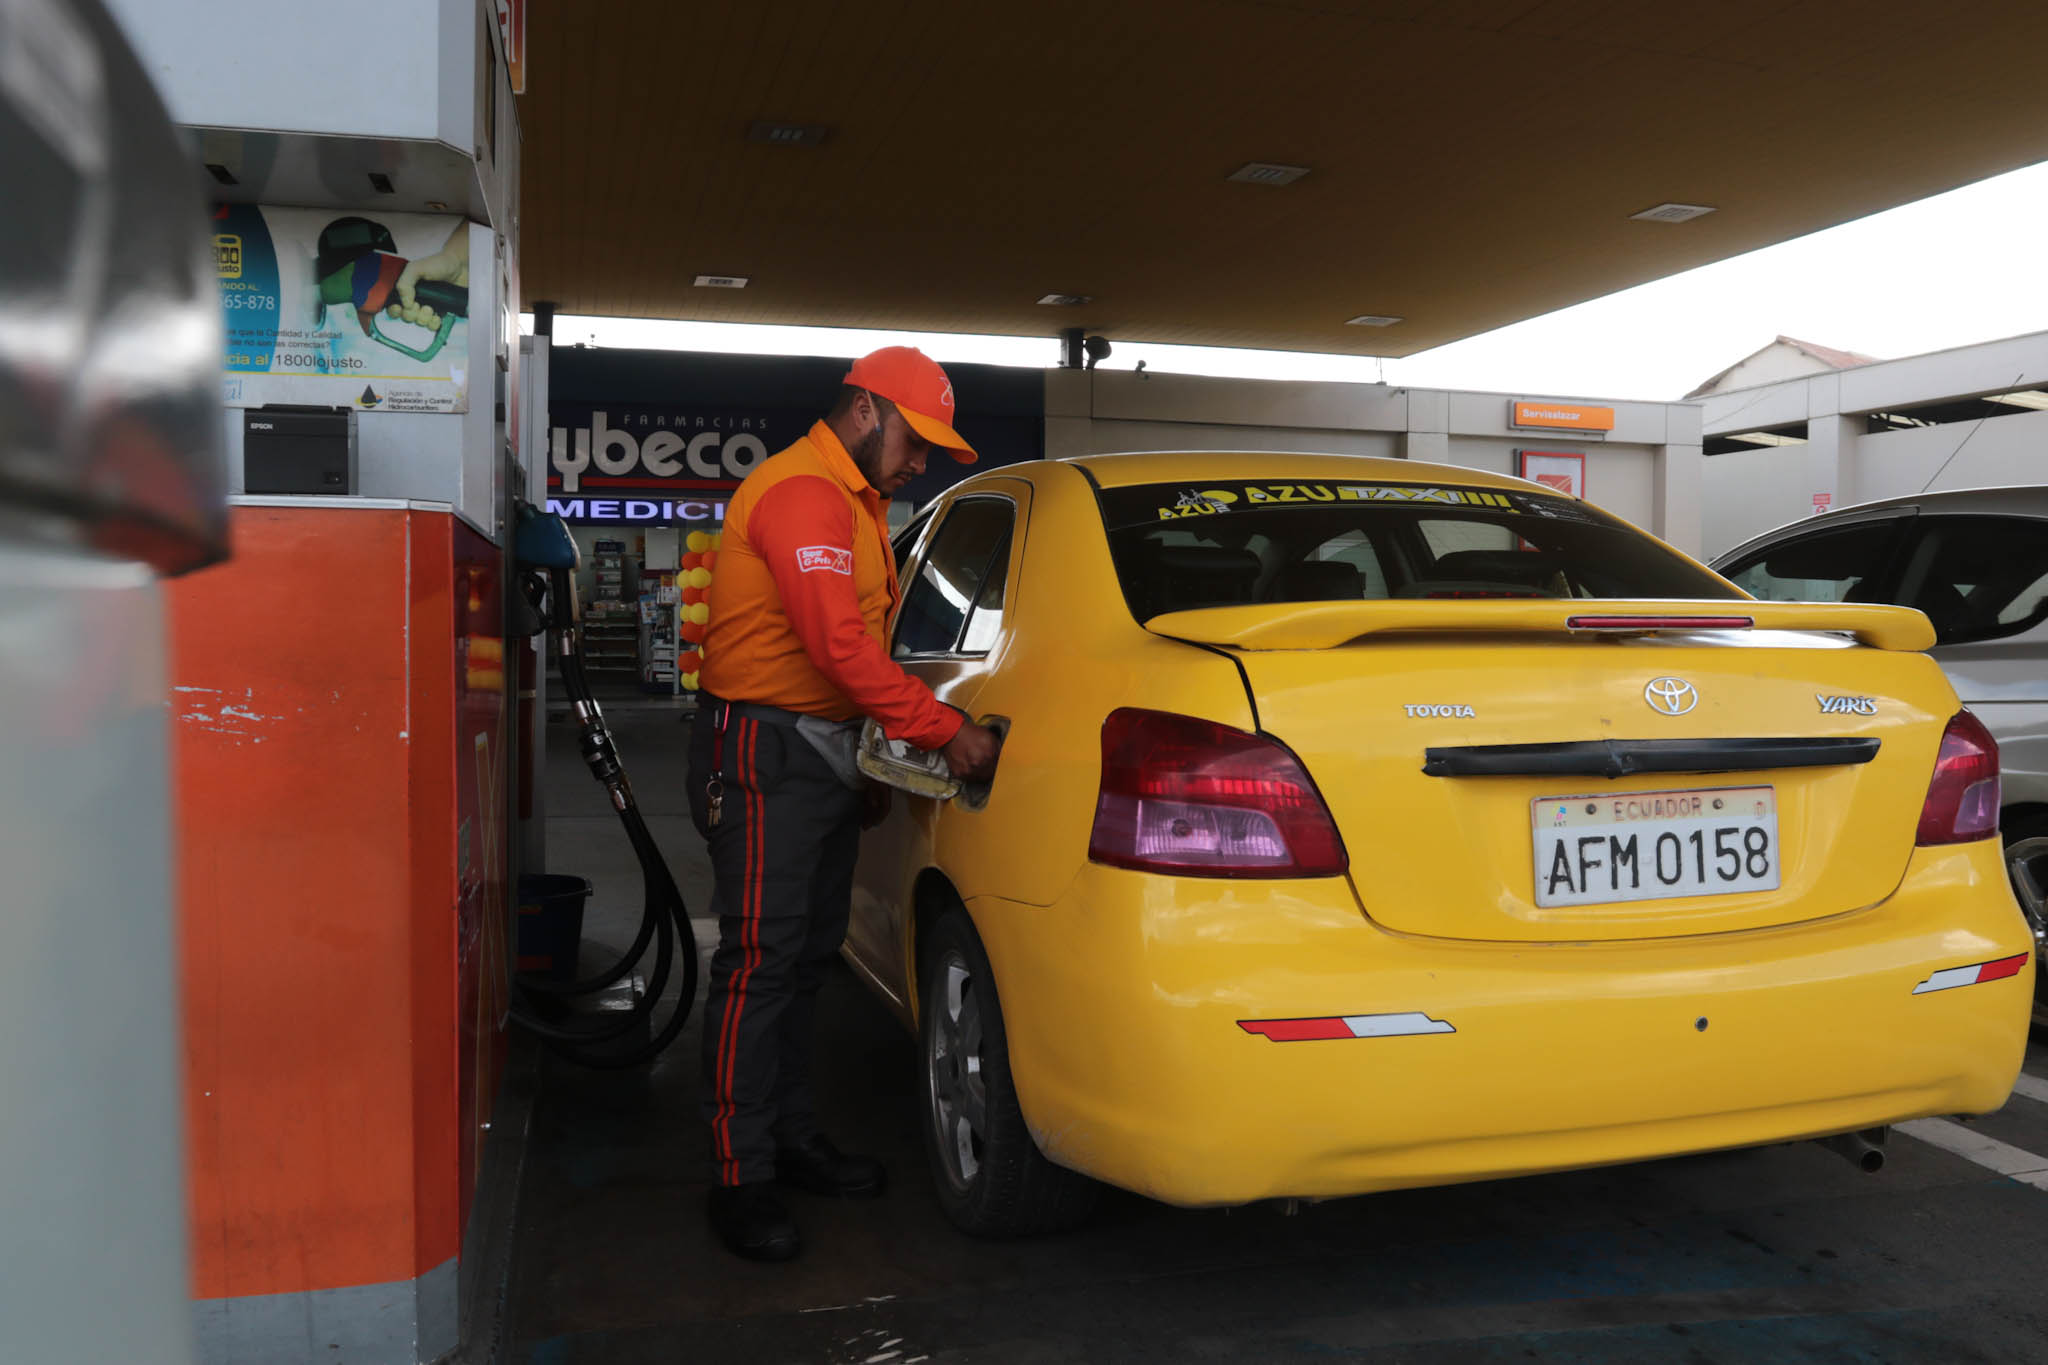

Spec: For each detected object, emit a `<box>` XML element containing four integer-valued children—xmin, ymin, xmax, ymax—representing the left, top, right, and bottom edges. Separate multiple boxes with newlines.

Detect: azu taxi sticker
<box><xmin>1159</xmin><ymin>489</ymin><xmax>1239</xmax><ymax>519</ymax></box>
<box><xmin>1155</xmin><ymin>482</ymin><xmax>1516</xmax><ymax>519</ymax></box>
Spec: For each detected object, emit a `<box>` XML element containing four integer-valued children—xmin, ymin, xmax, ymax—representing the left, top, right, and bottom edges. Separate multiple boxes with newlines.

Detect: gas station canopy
<box><xmin>520</xmin><ymin>0</ymin><xmax>2048</xmax><ymax>355</ymax></box>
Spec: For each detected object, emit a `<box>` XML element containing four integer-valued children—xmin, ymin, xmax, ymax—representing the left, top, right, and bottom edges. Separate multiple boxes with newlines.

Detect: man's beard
<box><xmin>848</xmin><ymin>421</ymin><xmax>889</xmax><ymax>489</ymax></box>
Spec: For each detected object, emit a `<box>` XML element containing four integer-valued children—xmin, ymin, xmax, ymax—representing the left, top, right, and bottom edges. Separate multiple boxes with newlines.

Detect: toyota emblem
<box><xmin>1644</xmin><ymin>677</ymin><xmax>1698</xmax><ymax>716</ymax></box>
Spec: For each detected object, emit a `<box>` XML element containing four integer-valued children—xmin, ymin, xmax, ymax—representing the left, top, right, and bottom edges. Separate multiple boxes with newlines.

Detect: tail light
<box><xmin>1917</xmin><ymin>710</ymin><xmax>2001</xmax><ymax>845</ymax></box>
<box><xmin>1088</xmin><ymin>708</ymin><xmax>1347</xmax><ymax>878</ymax></box>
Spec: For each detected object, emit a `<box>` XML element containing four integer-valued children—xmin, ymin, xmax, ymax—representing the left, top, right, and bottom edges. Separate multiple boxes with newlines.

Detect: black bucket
<box><xmin>516</xmin><ymin>873</ymin><xmax>591</xmax><ymax>983</ymax></box>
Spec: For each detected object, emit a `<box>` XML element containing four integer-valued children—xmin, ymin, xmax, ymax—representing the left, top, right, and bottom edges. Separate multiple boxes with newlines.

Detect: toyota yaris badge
<box><xmin>1645</xmin><ymin>677</ymin><xmax>1698</xmax><ymax>715</ymax></box>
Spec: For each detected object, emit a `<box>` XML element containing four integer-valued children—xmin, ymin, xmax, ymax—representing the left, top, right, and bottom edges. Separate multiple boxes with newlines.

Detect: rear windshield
<box><xmin>1099</xmin><ymin>478</ymin><xmax>1737</xmax><ymax>621</ymax></box>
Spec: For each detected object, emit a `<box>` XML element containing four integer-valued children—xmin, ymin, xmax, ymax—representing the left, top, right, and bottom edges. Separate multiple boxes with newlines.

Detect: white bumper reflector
<box><xmin>1239</xmin><ymin>1011</ymin><xmax>1456</xmax><ymax>1042</ymax></box>
<box><xmin>1910</xmin><ymin>953</ymin><xmax>2030</xmax><ymax>995</ymax></box>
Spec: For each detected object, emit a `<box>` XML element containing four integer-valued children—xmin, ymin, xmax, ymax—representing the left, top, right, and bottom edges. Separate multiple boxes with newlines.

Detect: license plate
<box><xmin>1531</xmin><ymin>785</ymin><xmax>1779</xmax><ymax>908</ymax></box>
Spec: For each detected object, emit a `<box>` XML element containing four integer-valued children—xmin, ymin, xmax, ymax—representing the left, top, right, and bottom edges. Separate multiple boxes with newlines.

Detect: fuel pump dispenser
<box><xmin>109</xmin><ymin>1</ymin><xmax>548</xmax><ymax>1360</ymax></box>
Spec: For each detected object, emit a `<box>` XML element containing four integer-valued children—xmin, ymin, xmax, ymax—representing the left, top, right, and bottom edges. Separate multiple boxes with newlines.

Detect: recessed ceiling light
<box><xmin>1630</xmin><ymin>202</ymin><xmax>1716</xmax><ymax>223</ymax></box>
<box><xmin>1344</xmin><ymin>314</ymin><xmax>1403</xmax><ymax>327</ymax></box>
<box><xmin>694</xmin><ymin>274</ymin><xmax>749</xmax><ymax>289</ymax></box>
<box><xmin>1227</xmin><ymin>162</ymin><xmax>1310</xmax><ymax>186</ymax></box>
<box><xmin>747</xmin><ymin>121</ymin><xmax>831</xmax><ymax>147</ymax></box>
<box><xmin>1037</xmin><ymin>293</ymin><xmax>1092</xmax><ymax>307</ymax></box>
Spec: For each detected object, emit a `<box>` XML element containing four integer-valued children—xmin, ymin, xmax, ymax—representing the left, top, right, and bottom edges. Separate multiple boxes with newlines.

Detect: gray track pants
<box><xmin>688</xmin><ymin>699</ymin><xmax>863</xmax><ymax>1187</ymax></box>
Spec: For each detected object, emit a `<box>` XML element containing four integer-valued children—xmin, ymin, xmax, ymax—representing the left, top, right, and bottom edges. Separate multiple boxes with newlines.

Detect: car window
<box><xmin>893</xmin><ymin>509</ymin><xmax>933</xmax><ymax>574</ymax></box>
<box><xmin>1098</xmin><ymin>478</ymin><xmax>1735</xmax><ymax>620</ymax></box>
<box><xmin>1305</xmin><ymin>529</ymin><xmax>1390</xmax><ymax>598</ymax></box>
<box><xmin>2000</xmin><ymin>570</ymin><xmax>2048</xmax><ymax>624</ymax></box>
<box><xmin>1719</xmin><ymin>519</ymin><xmax>1904</xmax><ymax>603</ymax></box>
<box><xmin>1418</xmin><ymin>518</ymin><xmax>1516</xmax><ymax>558</ymax></box>
<box><xmin>958</xmin><ymin>527</ymin><xmax>1013</xmax><ymax>654</ymax></box>
<box><xmin>893</xmin><ymin>498</ymin><xmax>1014</xmax><ymax>657</ymax></box>
<box><xmin>1897</xmin><ymin>516</ymin><xmax>2048</xmax><ymax>645</ymax></box>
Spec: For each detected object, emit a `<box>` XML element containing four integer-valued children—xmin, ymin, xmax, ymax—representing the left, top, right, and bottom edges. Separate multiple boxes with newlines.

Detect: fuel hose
<box><xmin>508</xmin><ymin>564</ymin><xmax>697</xmax><ymax>1068</ymax></box>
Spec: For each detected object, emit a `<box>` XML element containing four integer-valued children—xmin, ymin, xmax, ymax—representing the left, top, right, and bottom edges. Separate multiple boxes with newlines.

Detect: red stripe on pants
<box><xmin>713</xmin><ymin>718</ymin><xmax>763</xmax><ymax>1185</ymax></box>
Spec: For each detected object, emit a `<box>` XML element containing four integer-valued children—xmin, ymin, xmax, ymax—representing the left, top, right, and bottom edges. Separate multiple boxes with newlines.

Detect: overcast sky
<box><xmin>538</xmin><ymin>158</ymin><xmax>2048</xmax><ymax>404</ymax></box>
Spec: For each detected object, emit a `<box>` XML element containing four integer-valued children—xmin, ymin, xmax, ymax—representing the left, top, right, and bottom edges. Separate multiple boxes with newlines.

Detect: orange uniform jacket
<box><xmin>702</xmin><ymin>421</ymin><xmax>963</xmax><ymax>751</ymax></box>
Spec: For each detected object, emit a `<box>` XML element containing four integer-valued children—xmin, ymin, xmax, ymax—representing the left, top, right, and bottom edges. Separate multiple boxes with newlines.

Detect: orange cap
<box><xmin>843</xmin><ymin>346</ymin><xmax>977</xmax><ymax>463</ymax></box>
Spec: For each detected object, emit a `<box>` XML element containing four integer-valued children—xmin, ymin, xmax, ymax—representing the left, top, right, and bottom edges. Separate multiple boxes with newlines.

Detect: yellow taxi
<box><xmin>846</xmin><ymin>452</ymin><xmax>2035</xmax><ymax>1236</ymax></box>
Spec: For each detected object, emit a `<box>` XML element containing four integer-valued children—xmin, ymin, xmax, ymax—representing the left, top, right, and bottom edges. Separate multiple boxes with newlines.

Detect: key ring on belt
<box><xmin>706</xmin><ymin>698</ymin><xmax>729</xmax><ymax>827</ymax></box>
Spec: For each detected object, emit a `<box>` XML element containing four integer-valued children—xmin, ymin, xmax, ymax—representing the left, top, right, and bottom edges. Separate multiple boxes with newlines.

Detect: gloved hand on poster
<box><xmin>392</xmin><ymin>223</ymin><xmax>470</xmax><ymax>330</ymax></box>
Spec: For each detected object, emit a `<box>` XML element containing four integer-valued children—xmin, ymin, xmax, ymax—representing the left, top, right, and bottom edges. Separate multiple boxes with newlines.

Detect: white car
<box><xmin>1714</xmin><ymin>486</ymin><xmax>2048</xmax><ymax>1025</ymax></box>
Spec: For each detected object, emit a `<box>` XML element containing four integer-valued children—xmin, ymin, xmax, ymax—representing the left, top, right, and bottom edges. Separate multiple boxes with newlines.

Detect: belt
<box><xmin>705</xmin><ymin>693</ymin><xmax>864</xmax><ymax>794</ymax></box>
<box><xmin>700</xmin><ymin>693</ymin><xmax>856</xmax><ymax>731</ymax></box>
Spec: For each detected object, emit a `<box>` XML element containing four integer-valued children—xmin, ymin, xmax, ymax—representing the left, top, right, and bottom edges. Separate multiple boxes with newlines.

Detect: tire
<box><xmin>919</xmin><ymin>909</ymin><xmax>1099</xmax><ymax>1237</ymax></box>
<box><xmin>2000</xmin><ymin>812</ymin><xmax>2048</xmax><ymax>1030</ymax></box>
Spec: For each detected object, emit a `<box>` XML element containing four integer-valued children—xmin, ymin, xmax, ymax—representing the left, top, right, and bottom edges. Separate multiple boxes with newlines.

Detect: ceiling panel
<box><xmin>518</xmin><ymin>0</ymin><xmax>2048</xmax><ymax>355</ymax></box>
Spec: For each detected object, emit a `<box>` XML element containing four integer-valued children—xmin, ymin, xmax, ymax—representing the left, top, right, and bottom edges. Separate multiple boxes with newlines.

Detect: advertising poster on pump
<box><xmin>212</xmin><ymin>205</ymin><xmax>472</xmax><ymax>413</ymax></box>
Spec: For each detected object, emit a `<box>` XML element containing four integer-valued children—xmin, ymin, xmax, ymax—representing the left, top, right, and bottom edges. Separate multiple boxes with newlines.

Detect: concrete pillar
<box><xmin>1654</xmin><ymin>443</ymin><xmax>1704</xmax><ymax>556</ymax></box>
<box><xmin>1401</xmin><ymin>431</ymin><xmax>1449</xmax><ymax>462</ymax></box>
<box><xmin>1796</xmin><ymin>372</ymin><xmax>1854</xmax><ymax>515</ymax></box>
<box><xmin>1654</xmin><ymin>402</ymin><xmax>1704</xmax><ymax>555</ymax></box>
<box><xmin>1804</xmin><ymin>413</ymin><xmax>1859</xmax><ymax>514</ymax></box>
<box><xmin>1402</xmin><ymin>389</ymin><xmax>1448</xmax><ymax>462</ymax></box>
<box><xmin>1043</xmin><ymin>369</ymin><xmax>1093</xmax><ymax>459</ymax></box>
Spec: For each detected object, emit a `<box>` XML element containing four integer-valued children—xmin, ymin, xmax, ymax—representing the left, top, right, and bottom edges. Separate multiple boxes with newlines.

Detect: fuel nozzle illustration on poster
<box><xmin>214</xmin><ymin>204</ymin><xmax>471</xmax><ymax>413</ymax></box>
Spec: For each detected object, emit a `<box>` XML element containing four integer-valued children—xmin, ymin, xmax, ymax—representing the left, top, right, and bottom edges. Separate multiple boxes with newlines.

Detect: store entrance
<box><xmin>556</xmin><ymin>520</ymin><xmax>720</xmax><ymax>707</ymax></box>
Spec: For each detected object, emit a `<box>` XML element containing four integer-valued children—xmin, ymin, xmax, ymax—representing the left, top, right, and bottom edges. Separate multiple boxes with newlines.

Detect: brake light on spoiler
<box><xmin>1566</xmin><ymin>615</ymin><xmax>1755</xmax><ymax>631</ymax></box>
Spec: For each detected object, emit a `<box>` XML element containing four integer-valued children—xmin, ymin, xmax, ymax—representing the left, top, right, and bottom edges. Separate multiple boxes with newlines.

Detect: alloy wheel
<box><xmin>927</xmin><ymin>951</ymin><xmax>988</xmax><ymax>1190</ymax></box>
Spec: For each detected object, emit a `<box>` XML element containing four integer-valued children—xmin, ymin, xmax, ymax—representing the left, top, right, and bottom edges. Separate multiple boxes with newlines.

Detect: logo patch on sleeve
<box><xmin>796</xmin><ymin>545</ymin><xmax>854</xmax><ymax>575</ymax></box>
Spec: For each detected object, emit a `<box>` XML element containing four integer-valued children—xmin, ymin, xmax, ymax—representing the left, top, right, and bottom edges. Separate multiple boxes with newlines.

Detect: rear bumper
<box><xmin>969</xmin><ymin>840</ymin><xmax>2034</xmax><ymax>1208</ymax></box>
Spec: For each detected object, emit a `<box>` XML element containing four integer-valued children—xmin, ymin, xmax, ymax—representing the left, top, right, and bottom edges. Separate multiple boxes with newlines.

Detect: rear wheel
<box><xmin>2000</xmin><ymin>813</ymin><xmax>2048</xmax><ymax>1029</ymax></box>
<box><xmin>919</xmin><ymin>909</ymin><xmax>1098</xmax><ymax>1236</ymax></box>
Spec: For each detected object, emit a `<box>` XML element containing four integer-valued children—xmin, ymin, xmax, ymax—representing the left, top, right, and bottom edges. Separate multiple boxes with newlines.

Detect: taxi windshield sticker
<box><xmin>1153</xmin><ymin>481</ymin><xmax>1518</xmax><ymax>520</ymax></box>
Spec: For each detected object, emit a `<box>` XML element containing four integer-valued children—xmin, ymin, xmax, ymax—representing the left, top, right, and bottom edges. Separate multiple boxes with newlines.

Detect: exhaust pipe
<box><xmin>1815</xmin><ymin>1127</ymin><xmax>1888</xmax><ymax>1172</ymax></box>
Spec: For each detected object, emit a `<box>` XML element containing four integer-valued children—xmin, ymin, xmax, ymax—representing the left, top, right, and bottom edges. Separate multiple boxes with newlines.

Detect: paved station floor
<box><xmin>511</xmin><ymin>708</ymin><xmax>2048</xmax><ymax>1365</ymax></box>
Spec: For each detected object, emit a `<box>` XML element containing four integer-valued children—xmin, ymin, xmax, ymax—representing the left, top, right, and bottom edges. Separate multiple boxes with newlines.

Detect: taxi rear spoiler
<box><xmin>1142</xmin><ymin>600</ymin><xmax>1936</xmax><ymax>652</ymax></box>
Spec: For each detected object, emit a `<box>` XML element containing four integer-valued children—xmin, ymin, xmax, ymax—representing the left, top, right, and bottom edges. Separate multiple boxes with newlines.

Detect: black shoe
<box><xmin>775</xmin><ymin>1134</ymin><xmax>887</xmax><ymax>1198</ymax></box>
<box><xmin>706</xmin><ymin>1181</ymin><xmax>801</xmax><ymax>1261</ymax></box>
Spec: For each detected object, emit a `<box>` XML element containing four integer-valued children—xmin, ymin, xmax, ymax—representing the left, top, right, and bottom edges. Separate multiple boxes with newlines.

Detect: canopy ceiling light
<box><xmin>1630</xmin><ymin>202</ymin><xmax>1717</xmax><ymax>223</ymax></box>
<box><xmin>1227</xmin><ymin>162</ymin><xmax>1310</xmax><ymax>185</ymax></box>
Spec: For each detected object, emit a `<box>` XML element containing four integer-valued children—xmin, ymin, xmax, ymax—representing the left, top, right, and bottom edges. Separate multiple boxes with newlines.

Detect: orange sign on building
<box><xmin>1511</xmin><ymin>400</ymin><xmax>1615</xmax><ymax>432</ymax></box>
<box><xmin>495</xmin><ymin>0</ymin><xmax>525</xmax><ymax>92</ymax></box>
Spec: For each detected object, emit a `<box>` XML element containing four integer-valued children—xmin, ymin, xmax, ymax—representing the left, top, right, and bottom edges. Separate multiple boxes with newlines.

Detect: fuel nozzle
<box><xmin>311</xmin><ymin>216</ymin><xmax>470</xmax><ymax>363</ymax></box>
<box><xmin>574</xmin><ymin>705</ymin><xmax>633</xmax><ymax>810</ymax></box>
